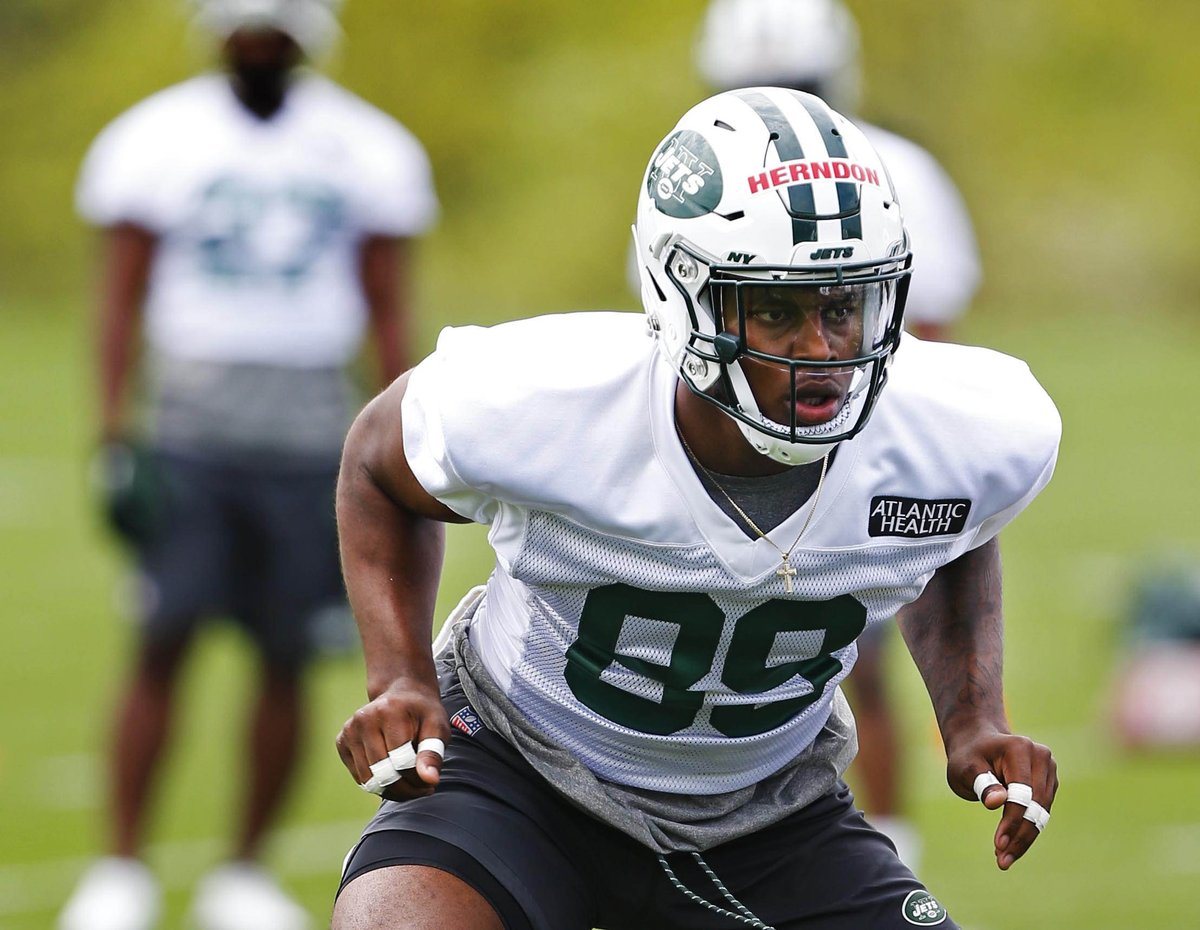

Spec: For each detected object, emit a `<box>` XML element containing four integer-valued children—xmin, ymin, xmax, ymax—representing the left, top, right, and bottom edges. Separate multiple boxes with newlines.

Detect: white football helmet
<box><xmin>695</xmin><ymin>0</ymin><xmax>861</xmax><ymax>111</ymax></box>
<box><xmin>189</xmin><ymin>0</ymin><xmax>343</xmax><ymax>57</ymax></box>
<box><xmin>634</xmin><ymin>87</ymin><xmax>910</xmax><ymax>464</ymax></box>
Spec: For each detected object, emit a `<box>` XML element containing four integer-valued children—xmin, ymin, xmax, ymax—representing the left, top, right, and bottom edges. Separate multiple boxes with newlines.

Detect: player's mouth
<box><xmin>790</xmin><ymin>381</ymin><xmax>847</xmax><ymax>426</ymax></box>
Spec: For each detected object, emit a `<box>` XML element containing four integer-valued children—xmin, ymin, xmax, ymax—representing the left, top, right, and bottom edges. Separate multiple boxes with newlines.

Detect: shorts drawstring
<box><xmin>656</xmin><ymin>852</ymin><xmax>777</xmax><ymax>930</ymax></box>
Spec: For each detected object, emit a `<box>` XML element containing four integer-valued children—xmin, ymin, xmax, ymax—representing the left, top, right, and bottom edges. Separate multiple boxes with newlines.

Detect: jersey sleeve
<box><xmin>75</xmin><ymin>99</ymin><xmax>173</xmax><ymax>231</ymax></box>
<box><xmin>401</xmin><ymin>329</ymin><xmax>499</xmax><ymax>524</ymax></box>
<box><xmin>878</xmin><ymin>338</ymin><xmax>1062</xmax><ymax>553</ymax></box>
<box><xmin>942</xmin><ymin>347</ymin><xmax>1061</xmax><ymax>549</ymax></box>
<box><xmin>351</xmin><ymin>117</ymin><xmax>439</xmax><ymax>239</ymax></box>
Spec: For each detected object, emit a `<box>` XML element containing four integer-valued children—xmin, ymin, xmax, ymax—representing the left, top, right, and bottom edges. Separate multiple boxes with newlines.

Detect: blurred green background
<box><xmin>2</xmin><ymin>1</ymin><xmax>1198</xmax><ymax>928</ymax></box>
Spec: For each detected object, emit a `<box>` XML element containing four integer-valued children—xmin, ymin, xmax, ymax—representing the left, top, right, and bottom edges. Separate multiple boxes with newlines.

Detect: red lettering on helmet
<box><xmin>746</xmin><ymin>160</ymin><xmax>881</xmax><ymax>194</ymax></box>
<box><xmin>748</xmin><ymin>171</ymin><xmax>771</xmax><ymax>194</ymax></box>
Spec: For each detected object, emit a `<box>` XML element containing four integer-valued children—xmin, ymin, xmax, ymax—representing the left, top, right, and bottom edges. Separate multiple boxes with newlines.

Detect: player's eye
<box><xmin>748</xmin><ymin>305</ymin><xmax>790</xmax><ymax>324</ymax></box>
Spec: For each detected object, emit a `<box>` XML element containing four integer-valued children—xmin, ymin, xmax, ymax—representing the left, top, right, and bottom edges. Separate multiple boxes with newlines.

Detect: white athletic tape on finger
<box><xmin>369</xmin><ymin>758</ymin><xmax>400</xmax><ymax>784</ymax></box>
<box><xmin>1023</xmin><ymin>800</ymin><xmax>1050</xmax><ymax>832</ymax></box>
<box><xmin>388</xmin><ymin>743</ymin><xmax>418</xmax><ymax>771</ymax></box>
<box><xmin>973</xmin><ymin>771</ymin><xmax>1002</xmax><ymax>802</ymax></box>
<box><xmin>1005</xmin><ymin>782</ymin><xmax>1034</xmax><ymax>808</ymax></box>
<box><xmin>417</xmin><ymin>738</ymin><xmax>445</xmax><ymax>759</ymax></box>
<box><xmin>360</xmin><ymin>775</ymin><xmax>388</xmax><ymax>796</ymax></box>
<box><xmin>359</xmin><ymin>757</ymin><xmax>401</xmax><ymax>796</ymax></box>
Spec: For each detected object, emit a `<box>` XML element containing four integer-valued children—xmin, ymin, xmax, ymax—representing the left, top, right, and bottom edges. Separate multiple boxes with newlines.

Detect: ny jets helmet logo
<box><xmin>647</xmin><ymin>130</ymin><xmax>723</xmax><ymax>218</ymax></box>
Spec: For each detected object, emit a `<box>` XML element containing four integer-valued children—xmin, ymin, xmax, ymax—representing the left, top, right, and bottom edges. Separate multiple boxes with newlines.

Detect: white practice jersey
<box><xmin>404</xmin><ymin>312</ymin><xmax>1059</xmax><ymax>795</ymax></box>
<box><xmin>863</xmin><ymin>122</ymin><xmax>981</xmax><ymax>328</ymax></box>
<box><xmin>76</xmin><ymin>73</ymin><xmax>438</xmax><ymax>367</ymax></box>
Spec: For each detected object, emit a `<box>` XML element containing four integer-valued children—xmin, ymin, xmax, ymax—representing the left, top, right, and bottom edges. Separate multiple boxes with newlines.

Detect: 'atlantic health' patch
<box><xmin>868</xmin><ymin>496</ymin><xmax>971</xmax><ymax>538</ymax></box>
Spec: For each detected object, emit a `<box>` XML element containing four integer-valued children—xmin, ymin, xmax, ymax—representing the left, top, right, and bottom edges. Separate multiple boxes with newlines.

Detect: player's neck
<box><xmin>228</xmin><ymin>70</ymin><xmax>292</xmax><ymax>120</ymax></box>
<box><xmin>674</xmin><ymin>382</ymin><xmax>793</xmax><ymax>478</ymax></box>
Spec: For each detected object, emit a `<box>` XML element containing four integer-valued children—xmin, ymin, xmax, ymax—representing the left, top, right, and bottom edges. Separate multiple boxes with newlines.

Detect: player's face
<box><xmin>721</xmin><ymin>284</ymin><xmax>867</xmax><ymax>427</ymax></box>
<box><xmin>224</xmin><ymin>26</ymin><xmax>302</xmax><ymax>78</ymax></box>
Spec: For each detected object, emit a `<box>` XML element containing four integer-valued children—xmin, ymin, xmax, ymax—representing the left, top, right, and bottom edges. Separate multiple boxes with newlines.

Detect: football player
<box><xmin>59</xmin><ymin>3</ymin><xmax>438</xmax><ymax>930</ymax></box>
<box><xmin>697</xmin><ymin>0</ymin><xmax>986</xmax><ymax>866</ymax></box>
<box><xmin>331</xmin><ymin>88</ymin><xmax>1058</xmax><ymax>930</ymax></box>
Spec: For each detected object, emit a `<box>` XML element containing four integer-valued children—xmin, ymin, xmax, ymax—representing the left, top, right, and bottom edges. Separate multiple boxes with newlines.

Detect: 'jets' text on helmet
<box><xmin>695</xmin><ymin>0</ymin><xmax>862</xmax><ymax>111</ymax></box>
<box><xmin>634</xmin><ymin>87</ymin><xmax>910</xmax><ymax>465</ymax></box>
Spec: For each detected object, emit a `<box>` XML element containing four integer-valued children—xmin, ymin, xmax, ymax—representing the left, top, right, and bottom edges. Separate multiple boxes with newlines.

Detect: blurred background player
<box><xmin>694</xmin><ymin>0</ymin><xmax>983</xmax><ymax>867</ymax></box>
<box><xmin>58</xmin><ymin>2</ymin><xmax>438</xmax><ymax>929</ymax></box>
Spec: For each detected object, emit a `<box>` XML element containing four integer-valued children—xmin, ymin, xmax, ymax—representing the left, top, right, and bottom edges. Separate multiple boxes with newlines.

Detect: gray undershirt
<box><xmin>686</xmin><ymin>455</ymin><xmax>827</xmax><ymax>536</ymax></box>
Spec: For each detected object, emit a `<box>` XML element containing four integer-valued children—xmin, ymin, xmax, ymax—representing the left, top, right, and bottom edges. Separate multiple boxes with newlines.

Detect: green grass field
<box><xmin>3</xmin><ymin>2</ymin><xmax>1199</xmax><ymax>928</ymax></box>
<box><xmin>2</xmin><ymin>296</ymin><xmax>1199</xmax><ymax>930</ymax></box>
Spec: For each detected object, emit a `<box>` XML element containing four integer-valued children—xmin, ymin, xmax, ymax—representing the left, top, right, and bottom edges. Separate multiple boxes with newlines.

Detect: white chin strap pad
<box><xmin>724</xmin><ymin>361</ymin><xmax>840</xmax><ymax>465</ymax></box>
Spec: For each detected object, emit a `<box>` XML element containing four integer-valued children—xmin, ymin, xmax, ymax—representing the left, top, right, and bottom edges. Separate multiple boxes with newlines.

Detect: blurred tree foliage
<box><xmin>0</xmin><ymin>0</ymin><xmax>1196</xmax><ymax>345</ymax></box>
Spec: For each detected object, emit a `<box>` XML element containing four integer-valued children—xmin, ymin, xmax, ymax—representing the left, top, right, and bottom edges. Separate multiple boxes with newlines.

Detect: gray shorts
<box><xmin>338</xmin><ymin>671</ymin><xmax>958</xmax><ymax>930</ymax></box>
<box><xmin>135</xmin><ymin>450</ymin><xmax>344</xmax><ymax>669</ymax></box>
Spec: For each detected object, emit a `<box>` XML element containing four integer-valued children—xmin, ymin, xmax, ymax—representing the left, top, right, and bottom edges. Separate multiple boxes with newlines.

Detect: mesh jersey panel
<box><xmin>472</xmin><ymin>510</ymin><xmax>952</xmax><ymax>794</ymax></box>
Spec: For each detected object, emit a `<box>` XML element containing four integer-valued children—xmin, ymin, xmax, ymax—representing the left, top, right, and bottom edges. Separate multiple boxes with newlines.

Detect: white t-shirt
<box><xmin>863</xmin><ymin>122</ymin><xmax>981</xmax><ymax>328</ymax></box>
<box><xmin>402</xmin><ymin>311</ymin><xmax>1060</xmax><ymax>794</ymax></box>
<box><xmin>76</xmin><ymin>72</ymin><xmax>438</xmax><ymax>368</ymax></box>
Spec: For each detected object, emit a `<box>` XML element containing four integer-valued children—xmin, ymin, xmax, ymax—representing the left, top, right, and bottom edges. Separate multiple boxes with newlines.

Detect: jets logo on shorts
<box><xmin>902</xmin><ymin>890</ymin><xmax>947</xmax><ymax>926</ymax></box>
<box><xmin>450</xmin><ymin>705</ymin><xmax>483</xmax><ymax>737</ymax></box>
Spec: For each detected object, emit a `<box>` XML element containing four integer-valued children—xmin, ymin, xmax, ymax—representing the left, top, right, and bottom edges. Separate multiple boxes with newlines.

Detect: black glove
<box><xmin>90</xmin><ymin>440</ymin><xmax>165</xmax><ymax>547</ymax></box>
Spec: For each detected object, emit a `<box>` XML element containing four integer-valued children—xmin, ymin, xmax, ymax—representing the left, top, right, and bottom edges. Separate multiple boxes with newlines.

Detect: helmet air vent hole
<box><xmin>713</xmin><ymin>119</ymin><xmax>736</xmax><ymax>131</ymax></box>
<box><xmin>646</xmin><ymin>269</ymin><xmax>667</xmax><ymax>301</ymax></box>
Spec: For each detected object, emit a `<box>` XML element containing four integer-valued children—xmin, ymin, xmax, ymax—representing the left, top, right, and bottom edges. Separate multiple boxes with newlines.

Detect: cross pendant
<box><xmin>777</xmin><ymin>561</ymin><xmax>797</xmax><ymax>594</ymax></box>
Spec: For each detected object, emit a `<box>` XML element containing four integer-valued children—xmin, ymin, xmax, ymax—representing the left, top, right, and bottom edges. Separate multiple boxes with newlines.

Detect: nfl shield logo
<box><xmin>450</xmin><ymin>705</ymin><xmax>483</xmax><ymax>737</ymax></box>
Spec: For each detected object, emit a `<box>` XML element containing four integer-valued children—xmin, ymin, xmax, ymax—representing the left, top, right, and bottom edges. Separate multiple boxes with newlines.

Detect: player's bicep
<box><xmin>340</xmin><ymin>371</ymin><xmax>468</xmax><ymax>524</ymax></box>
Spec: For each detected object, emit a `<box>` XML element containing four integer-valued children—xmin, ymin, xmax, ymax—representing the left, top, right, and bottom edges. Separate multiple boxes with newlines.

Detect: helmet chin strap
<box><xmin>722</xmin><ymin>359</ymin><xmax>858</xmax><ymax>465</ymax></box>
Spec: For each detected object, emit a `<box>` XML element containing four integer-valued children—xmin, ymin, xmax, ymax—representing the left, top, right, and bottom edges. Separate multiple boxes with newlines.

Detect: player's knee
<box><xmin>333</xmin><ymin>865</ymin><xmax>504</xmax><ymax>930</ymax></box>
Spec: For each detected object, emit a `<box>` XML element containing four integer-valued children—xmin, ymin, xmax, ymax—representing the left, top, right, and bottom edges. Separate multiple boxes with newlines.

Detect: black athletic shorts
<box><xmin>135</xmin><ymin>450</ymin><xmax>344</xmax><ymax>669</ymax></box>
<box><xmin>338</xmin><ymin>671</ymin><xmax>958</xmax><ymax>930</ymax></box>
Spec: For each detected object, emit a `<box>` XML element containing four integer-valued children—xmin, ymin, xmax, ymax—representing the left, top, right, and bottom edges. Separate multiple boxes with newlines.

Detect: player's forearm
<box><xmin>337</xmin><ymin>453</ymin><xmax>445</xmax><ymax>699</ymax></box>
<box><xmin>96</xmin><ymin>224</ymin><xmax>155</xmax><ymax>439</ymax></box>
<box><xmin>98</xmin><ymin>305</ymin><xmax>138</xmax><ymax>440</ymax></box>
<box><xmin>897</xmin><ymin>537</ymin><xmax>1011</xmax><ymax>750</ymax></box>
<box><xmin>361</xmin><ymin>235</ymin><xmax>410</xmax><ymax>385</ymax></box>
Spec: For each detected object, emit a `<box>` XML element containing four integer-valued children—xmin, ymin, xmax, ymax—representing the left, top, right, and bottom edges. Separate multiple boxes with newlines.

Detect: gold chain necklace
<box><xmin>677</xmin><ymin>429</ymin><xmax>829</xmax><ymax>594</ymax></box>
